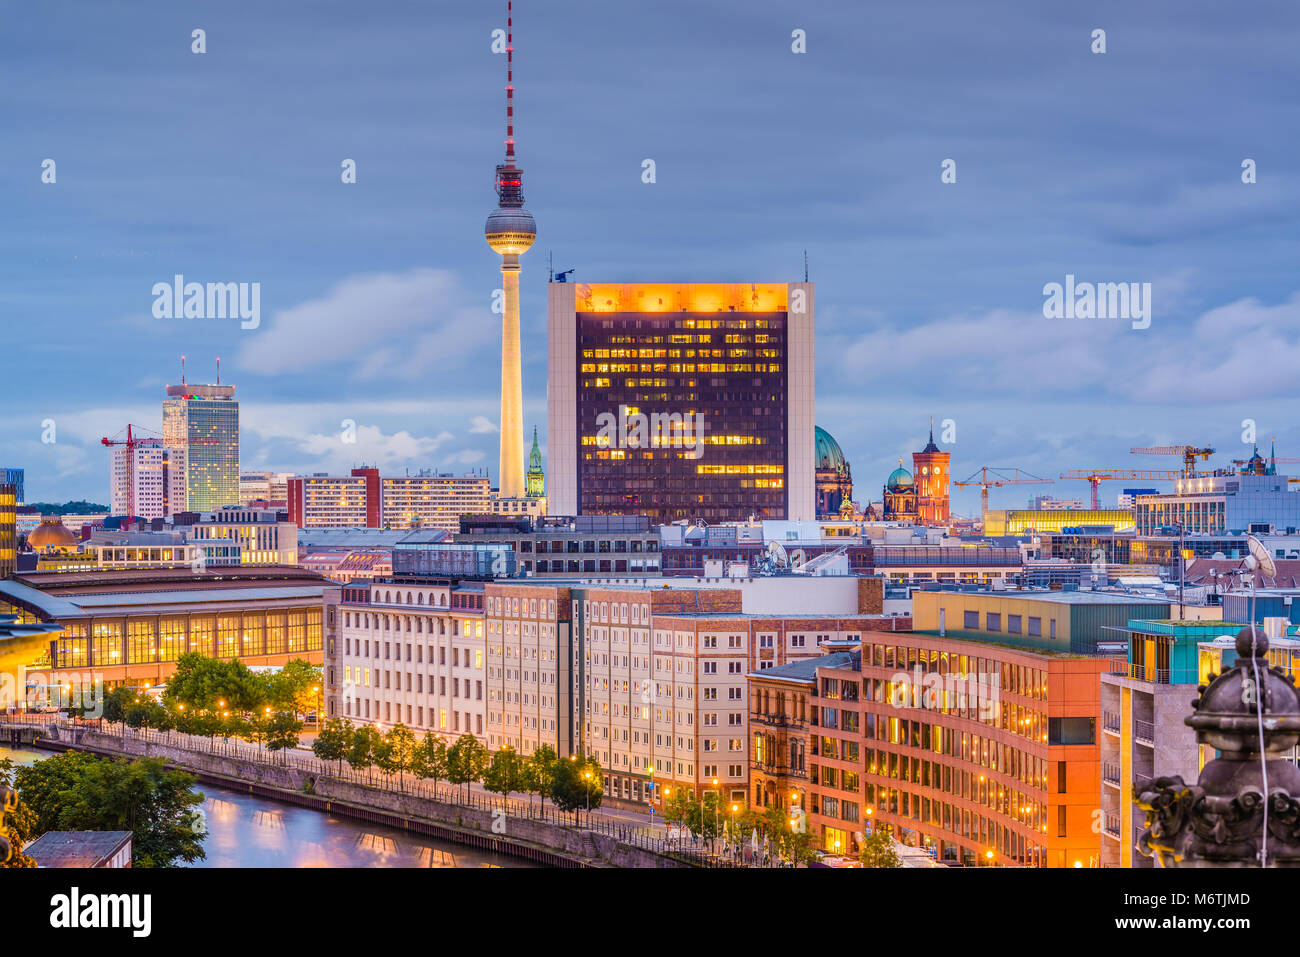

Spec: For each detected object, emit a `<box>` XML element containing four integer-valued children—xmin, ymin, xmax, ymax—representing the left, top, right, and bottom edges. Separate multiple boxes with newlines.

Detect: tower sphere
<box><xmin>485</xmin><ymin>207</ymin><xmax>537</xmax><ymax>256</ymax></box>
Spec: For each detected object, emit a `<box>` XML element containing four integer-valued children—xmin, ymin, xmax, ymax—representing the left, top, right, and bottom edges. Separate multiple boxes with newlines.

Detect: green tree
<box><xmin>265</xmin><ymin>659</ymin><xmax>322</xmax><ymax>715</ymax></box>
<box><xmin>522</xmin><ymin>745</ymin><xmax>557</xmax><ymax>811</ymax></box>
<box><xmin>313</xmin><ymin>717</ymin><xmax>353</xmax><ymax>774</ymax></box>
<box><xmin>446</xmin><ymin>734</ymin><xmax>489</xmax><ymax>801</ymax></box>
<box><xmin>384</xmin><ymin>723</ymin><xmax>417</xmax><ymax>791</ymax></box>
<box><xmin>551</xmin><ymin>755</ymin><xmax>604</xmax><ymax>820</ymax></box>
<box><xmin>859</xmin><ymin>828</ymin><xmax>902</xmax><ymax>868</ymax></box>
<box><xmin>14</xmin><ymin>751</ymin><xmax>205</xmax><ymax>867</ymax></box>
<box><xmin>347</xmin><ymin>725</ymin><xmax>379</xmax><ymax>783</ymax></box>
<box><xmin>163</xmin><ymin>653</ymin><xmax>267</xmax><ymax>714</ymax></box>
<box><xmin>411</xmin><ymin>733</ymin><xmax>449</xmax><ymax>797</ymax></box>
<box><xmin>265</xmin><ymin>711</ymin><xmax>303</xmax><ymax>757</ymax></box>
<box><xmin>0</xmin><ymin>758</ymin><xmax>38</xmax><ymax>868</ymax></box>
<box><xmin>482</xmin><ymin>746</ymin><xmax>525</xmax><ymax>806</ymax></box>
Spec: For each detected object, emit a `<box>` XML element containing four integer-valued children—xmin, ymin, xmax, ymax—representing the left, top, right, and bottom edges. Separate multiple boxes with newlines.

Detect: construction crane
<box><xmin>101</xmin><ymin>424</ymin><xmax>162</xmax><ymax>522</ymax></box>
<box><xmin>1060</xmin><ymin>469</ymin><xmax>1180</xmax><ymax>510</ymax></box>
<box><xmin>954</xmin><ymin>467</ymin><xmax>1052</xmax><ymax>516</ymax></box>
<box><xmin>1129</xmin><ymin>445</ymin><xmax>1215</xmax><ymax>478</ymax></box>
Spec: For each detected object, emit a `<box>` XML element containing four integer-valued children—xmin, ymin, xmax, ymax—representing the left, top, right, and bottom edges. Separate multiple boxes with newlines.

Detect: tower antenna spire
<box><xmin>505</xmin><ymin>0</ymin><xmax>515</xmax><ymax>163</ymax></box>
<box><xmin>181</xmin><ymin>354</ymin><xmax>187</xmax><ymax>387</ymax></box>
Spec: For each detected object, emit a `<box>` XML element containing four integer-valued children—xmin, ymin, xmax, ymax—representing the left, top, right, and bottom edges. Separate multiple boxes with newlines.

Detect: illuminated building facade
<box><xmin>2</xmin><ymin>567</ymin><xmax>336</xmax><ymax>690</ymax></box>
<box><xmin>982</xmin><ymin>508</ymin><xmax>1135</xmax><ymax>536</ymax></box>
<box><xmin>805</xmin><ymin>633</ymin><xmax>1113</xmax><ymax>866</ymax></box>
<box><xmin>548</xmin><ymin>281</ymin><xmax>815</xmax><ymax>523</ymax></box>
<box><xmin>882</xmin><ymin>462</ymin><xmax>918</xmax><ymax>522</ymax></box>
<box><xmin>0</xmin><ymin>483</ymin><xmax>15</xmax><ymax>578</ymax></box>
<box><xmin>162</xmin><ymin>381</ymin><xmax>239</xmax><ymax>512</ymax></box>
<box><xmin>381</xmin><ymin>474</ymin><xmax>492</xmax><ymax>531</ymax></box>
<box><xmin>913</xmin><ymin>423</ymin><xmax>951</xmax><ymax>525</ymax></box>
<box><xmin>814</xmin><ymin>426</ymin><xmax>853</xmax><ymax>520</ymax></box>
<box><xmin>330</xmin><ymin>579</ymin><xmax>486</xmax><ymax>738</ymax></box>
<box><xmin>185</xmin><ymin>507</ymin><xmax>299</xmax><ymax>565</ymax></box>
<box><xmin>525</xmin><ymin>428</ymin><xmax>545</xmax><ymax>499</ymax></box>
<box><xmin>288</xmin><ymin>468</ymin><xmax>381</xmax><ymax>528</ymax></box>
<box><xmin>109</xmin><ymin>440</ymin><xmax>186</xmax><ymax>519</ymax></box>
<box><xmin>1132</xmin><ymin>471</ymin><xmax>1300</xmax><ymax>535</ymax></box>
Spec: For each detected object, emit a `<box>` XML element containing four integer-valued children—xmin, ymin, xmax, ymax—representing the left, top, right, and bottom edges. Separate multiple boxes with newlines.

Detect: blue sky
<box><xmin>2</xmin><ymin>0</ymin><xmax>1297</xmax><ymax>512</ymax></box>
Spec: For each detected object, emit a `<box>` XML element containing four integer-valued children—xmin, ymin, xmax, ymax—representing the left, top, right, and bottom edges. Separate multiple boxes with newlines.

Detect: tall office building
<box><xmin>0</xmin><ymin>483</ymin><xmax>15</xmax><ymax>578</ymax></box>
<box><xmin>548</xmin><ymin>281</ymin><xmax>815</xmax><ymax>523</ymax></box>
<box><xmin>483</xmin><ymin>0</ymin><xmax>535</xmax><ymax>500</ymax></box>
<box><xmin>1</xmin><ymin>469</ymin><xmax>24</xmax><ymax>506</ymax></box>
<box><xmin>162</xmin><ymin>375</ymin><xmax>239</xmax><ymax>512</ymax></box>
<box><xmin>109</xmin><ymin>440</ymin><xmax>186</xmax><ymax>519</ymax></box>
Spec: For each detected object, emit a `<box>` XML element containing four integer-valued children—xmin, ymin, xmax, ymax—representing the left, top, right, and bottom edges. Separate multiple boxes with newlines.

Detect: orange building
<box><xmin>756</xmin><ymin>633</ymin><xmax>1114</xmax><ymax>866</ymax></box>
<box><xmin>912</xmin><ymin>421</ymin><xmax>950</xmax><ymax>525</ymax></box>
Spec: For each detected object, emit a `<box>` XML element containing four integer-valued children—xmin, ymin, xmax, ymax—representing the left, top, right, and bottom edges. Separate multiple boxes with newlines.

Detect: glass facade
<box><xmin>163</xmin><ymin>389</ymin><xmax>240</xmax><ymax>512</ymax></box>
<box><xmin>575</xmin><ymin>311</ymin><xmax>789</xmax><ymax>523</ymax></box>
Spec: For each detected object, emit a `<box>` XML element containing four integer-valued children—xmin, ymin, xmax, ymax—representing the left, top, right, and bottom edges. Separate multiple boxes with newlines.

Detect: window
<box><xmin>1007</xmin><ymin>615</ymin><xmax>1021</xmax><ymax>635</ymax></box>
<box><xmin>963</xmin><ymin>610</ymin><xmax>979</xmax><ymax>630</ymax></box>
<box><xmin>1049</xmin><ymin>717</ymin><xmax>1096</xmax><ymax>745</ymax></box>
<box><xmin>1028</xmin><ymin>617</ymin><xmax>1042</xmax><ymax>637</ymax></box>
<box><xmin>986</xmin><ymin>613</ymin><xmax>1001</xmax><ymax>632</ymax></box>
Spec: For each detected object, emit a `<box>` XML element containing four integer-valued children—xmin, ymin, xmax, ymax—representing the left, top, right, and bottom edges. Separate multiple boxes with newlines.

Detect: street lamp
<box><xmin>584</xmin><ymin>769</ymin><xmax>592</xmax><ymax>813</ymax></box>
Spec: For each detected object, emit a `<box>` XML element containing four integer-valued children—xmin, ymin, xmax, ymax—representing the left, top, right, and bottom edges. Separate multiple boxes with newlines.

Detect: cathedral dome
<box><xmin>886</xmin><ymin>466</ymin><xmax>914</xmax><ymax>489</ymax></box>
<box><xmin>815</xmin><ymin>427</ymin><xmax>847</xmax><ymax>474</ymax></box>
<box><xmin>28</xmin><ymin>516</ymin><xmax>78</xmax><ymax>551</ymax></box>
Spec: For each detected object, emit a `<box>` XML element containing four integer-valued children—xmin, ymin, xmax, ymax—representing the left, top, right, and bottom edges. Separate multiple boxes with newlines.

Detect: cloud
<box><xmin>469</xmin><ymin>416</ymin><xmax>498</xmax><ymax>434</ymax></box>
<box><xmin>236</xmin><ymin>269</ymin><xmax>492</xmax><ymax>378</ymax></box>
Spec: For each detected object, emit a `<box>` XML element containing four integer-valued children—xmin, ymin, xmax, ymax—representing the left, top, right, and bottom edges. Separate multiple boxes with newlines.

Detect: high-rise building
<box><xmin>109</xmin><ymin>440</ymin><xmax>186</xmax><ymax>519</ymax></box>
<box><xmin>162</xmin><ymin>376</ymin><xmax>239</xmax><ymax>512</ymax></box>
<box><xmin>484</xmin><ymin>0</ymin><xmax>535</xmax><ymax>500</ymax></box>
<box><xmin>287</xmin><ymin>469</ymin><xmax>491</xmax><ymax>531</ymax></box>
<box><xmin>1</xmin><ymin>468</ymin><xmax>24</xmax><ymax>506</ymax></box>
<box><xmin>381</xmin><ymin>474</ymin><xmax>492</xmax><ymax>530</ymax></box>
<box><xmin>288</xmin><ymin>469</ymin><xmax>380</xmax><ymax>529</ymax></box>
<box><xmin>548</xmin><ymin>281</ymin><xmax>815</xmax><ymax>523</ymax></box>
<box><xmin>0</xmin><ymin>483</ymin><xmax>15</xmax><ymax>578</ymax></box>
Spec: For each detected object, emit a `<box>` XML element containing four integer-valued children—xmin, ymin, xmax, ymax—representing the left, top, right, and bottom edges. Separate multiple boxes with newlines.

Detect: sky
<box><xmin>2</xmin><ymin>0</ymin><xmax>1298</xmax><ymax>514</ymax></box>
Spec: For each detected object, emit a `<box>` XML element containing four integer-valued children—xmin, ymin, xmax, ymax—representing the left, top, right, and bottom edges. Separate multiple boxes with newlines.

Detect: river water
<box><xmin>0</xmin><ymin>745</ymin><xmax>529</xmax><ymax>868</ymax></box>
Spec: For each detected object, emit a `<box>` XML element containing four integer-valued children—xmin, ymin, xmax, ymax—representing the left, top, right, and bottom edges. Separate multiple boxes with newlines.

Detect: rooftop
<box><xmin>23</xmin><ymin>830</ymin><xmax>132</xmax><ymax>868</ymax></box>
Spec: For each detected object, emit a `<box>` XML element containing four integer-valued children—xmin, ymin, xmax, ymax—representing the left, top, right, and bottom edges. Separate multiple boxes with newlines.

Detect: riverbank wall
<box><xmin>32</xmin><ymin>725</ymin><xmax>690</xmax><ymax>869</ymax></box>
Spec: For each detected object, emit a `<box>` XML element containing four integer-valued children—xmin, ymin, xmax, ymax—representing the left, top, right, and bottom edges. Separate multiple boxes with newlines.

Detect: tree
<box><xmin>446</xmin><ymin>734</ymin><xmax>488</xmax><ymax>801</ymax></box>
<box><xmin>265</xmin><ymin>659</ymin><xmax>322</xmax><ymax>716</ymax></box>
<box><xmin>411</xmin><ymin>733</ymin><xmax>449</xmax><ymax>797</ymax></box>
<box><xmin>347</xmin><ymin>725</ymin><xmax>379</xmax><ymax>783</ymax></box>
<box><xmin>313</xmin><ymin>717</ymin><xmax>353</xmax><ymax>774</ymax></box>
<box><xmin>265</xmin><ymin>711</ymin><xmax>303</xmax><ymax>757</ymax></box>
<box><xmin>859</xmin><ymin>828</ymin><xmax>902</xmax><ymax>868</ymax></box>
<box><xmin>522</xmin><ymin>745</ymin><xmax>557</xmax><ymax>811</ymax></box>
<box><xmin>482</xmin><ymin>746</ymin><xmax>525</xmax><ymax>807</ymax></box>
<box><xmin>163</xmin><ymin>653</ymin><xmax>266</xmax><ymax>714</ymax></box>
<box><xmin>14</xmin><ymin>751</ymin><xmax>205</xmax><ymax>867</ymax></box>
<box><xmin>384</xmin><ymin>724</ymin><xmax>417</xmax><ymax>791</ymax></box>
<box><xmin>551</xmin><ymin>755</ymin><xmax>603</xmax><ymax>820</ymax></box>
<box><xmin>0</xmin><ymin>759</ymin><xmax>37</xmax><ymax>869</ymax></box>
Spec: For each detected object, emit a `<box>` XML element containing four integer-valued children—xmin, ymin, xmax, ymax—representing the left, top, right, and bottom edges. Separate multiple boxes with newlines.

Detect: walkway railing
<box><xmin>3</xmin><ymin>716</ymin><xmax>775</xmax><ymax>867</ymax></box>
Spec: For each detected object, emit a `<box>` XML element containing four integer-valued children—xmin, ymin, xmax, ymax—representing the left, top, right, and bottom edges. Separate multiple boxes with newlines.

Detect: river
<box><xmin>0</xmin><ymin>745</ymin><xmax>530</xmax><ymax>868</ymax></box>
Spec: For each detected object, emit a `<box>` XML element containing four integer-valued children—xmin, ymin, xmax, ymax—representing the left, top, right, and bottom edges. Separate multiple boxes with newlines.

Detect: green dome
<box><xmin>815</xmin><ymin>426</ymin><xmax>847</xmax><ymax>473</ymax></box>
<box><xmin>887</xmin><ymin>466</ymin><xmax>914</xmax><ymax>489</ymax></box>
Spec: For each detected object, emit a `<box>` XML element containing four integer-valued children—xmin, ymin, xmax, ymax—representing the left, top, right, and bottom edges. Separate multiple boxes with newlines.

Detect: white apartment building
<box><xmin>330</xmin><ymin>580</ymin><xmax>487</xmax><ymax>739</ymax></box>
<box><xmin>109</xmin><ymin>442</ymin><xmax>186</xmax><ymax>518</ymax></box>
<box><xmin>381</xmin><ymin>475</ymin><xmax>492</xmax><ymax>531</ymax></box>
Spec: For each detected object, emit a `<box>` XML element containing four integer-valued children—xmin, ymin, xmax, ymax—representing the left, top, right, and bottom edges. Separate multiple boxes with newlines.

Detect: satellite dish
<box><xmin>1247</xmin><ymin>534</ymin><xmax>1277</xmax><ymax>579</ymax></box>
<box><xmin>767</xmin><ymin>541</ymin><xmax>789</xmax><ymax>568</ymax></box>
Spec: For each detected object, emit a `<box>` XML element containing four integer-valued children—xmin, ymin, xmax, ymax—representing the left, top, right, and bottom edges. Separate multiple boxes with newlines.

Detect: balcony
<box><xmin>1134</xmin><ymin>719</ymin><xmax>1155</xmax><ymax>746</ymax></box>
<box><xmin>1102</xmin><ymin>710</ymin><xmax>1121</xmax><ymax>735</ymax></box>
<box><xmin>749</xmin><ymin>712</ymin><xmax>805</xmax><ymax>731</ymax></box>
<box><xmin>749</xmin><ymin>760</ymin><xmax>807</xmax><ymax>780</ymax></box>
<box><xmin>1103</xmin><ymin>815</ymin><xmax>1121</xmax><ymax>839</ymax></box>
<box><xmin>1102</xmin><ymin>763</ymin><xmax>1121</xmax><ymax>788</ymax></box>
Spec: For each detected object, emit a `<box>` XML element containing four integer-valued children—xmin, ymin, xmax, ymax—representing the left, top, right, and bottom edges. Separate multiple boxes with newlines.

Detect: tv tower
<box><xmin>484</xmin><ymin>0</ymin><xmax>536</xmax><ymax>500</ymax></box>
